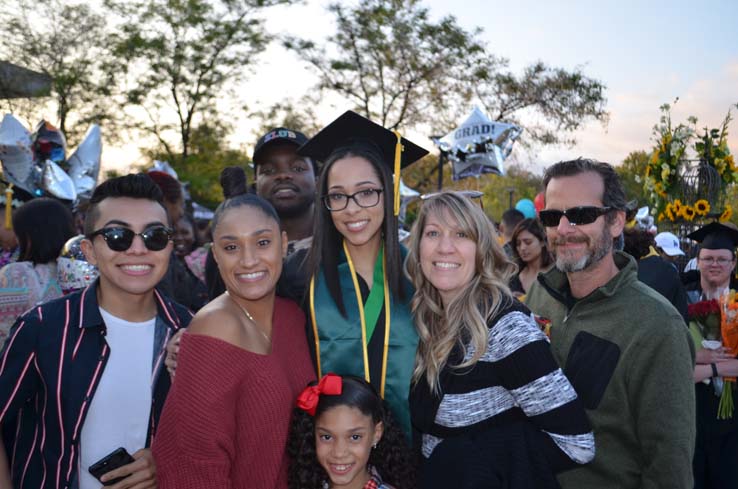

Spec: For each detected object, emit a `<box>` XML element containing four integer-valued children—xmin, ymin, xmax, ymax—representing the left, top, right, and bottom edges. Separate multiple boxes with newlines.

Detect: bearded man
<box><xmin>526</xmin><ymin>158</ymin><xmax>695</xmax><ymax>489</ymax></box>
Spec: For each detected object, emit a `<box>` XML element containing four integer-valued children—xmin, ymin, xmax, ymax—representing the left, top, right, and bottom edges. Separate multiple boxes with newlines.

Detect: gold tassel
<box><xmin>391</xmin><ymin>131</ymin><xmax>404</xmax><ymax>216</ymax></box>
<box><xmin>4</xmin><ymin>184</ymin><xmax>13</xmax><ymax>230</ymax></box>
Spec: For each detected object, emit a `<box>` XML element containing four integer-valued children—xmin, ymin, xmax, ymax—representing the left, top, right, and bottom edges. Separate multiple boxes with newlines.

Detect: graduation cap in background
<box><xmin>298</xmin><ymin>111</ymin><xmax>429</xmax><ymax>216</ymax></box>
<box><xmin>687</xmin><ymin>222</ymin><xmax>738</xmax><ymax>251</ymax></box>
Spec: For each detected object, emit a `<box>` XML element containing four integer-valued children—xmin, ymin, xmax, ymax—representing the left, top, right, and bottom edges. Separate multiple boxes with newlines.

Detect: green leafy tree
<box><xmin>475</xmin><ymin>62</ymin><xmax>608</xmax><ymax>147</ymax></box>
<box><xmin>0</xmin><ymin>0</ymin><xmax>119</xmax><ymax>145</ymax></box>
<box><xmin>106</xmin><ymin>0</ymin><xmax>292</xmax><ymax>168</ymax></box>
<box><xmin>285</xmin><ymin>0</ymin><xmax>607</xmax><ymax>146</ymax></box>
<box><xmin>284</xmin><ymin>0</ymin><xmax>493</xmax><ymax>132</ymax></box>
<box><xmin>402</xmin><ymin>160</ymin><xmax>542</xmax><ymax>226</ymax></box>
<box><xmin>616</xmin><ymin>150</ymin><xmax>650</xmax><ymax>206</ymax></box>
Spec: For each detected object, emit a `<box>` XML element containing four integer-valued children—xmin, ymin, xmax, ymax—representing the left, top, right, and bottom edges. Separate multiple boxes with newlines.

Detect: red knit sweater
<box><xmin>153</xmin><ymin>297</ymin><xmax>315</xmax><ymax>489</ymax></box>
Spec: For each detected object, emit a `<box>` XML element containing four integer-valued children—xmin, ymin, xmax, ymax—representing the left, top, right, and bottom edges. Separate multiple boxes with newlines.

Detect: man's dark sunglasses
<box><xmin>88</xmin><ymin>225</ymin><xmax>173</xmax><ymax>252</ymax></box>
<box><xmin>538</xmin><ymin>206</ymin><xmax>613</xmax><ymax>227</ymax></box>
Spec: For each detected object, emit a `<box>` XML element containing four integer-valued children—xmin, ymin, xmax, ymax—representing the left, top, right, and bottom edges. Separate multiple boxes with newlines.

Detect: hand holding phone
<box><xmin>88</xmin><ymin>447</ymin><xmax>135</xmax><ymax>486</ymax></box>
<box><xmin>90</xmin><ymin>448</ymin><xmax>158</xmax><ymax>489</ymax></box>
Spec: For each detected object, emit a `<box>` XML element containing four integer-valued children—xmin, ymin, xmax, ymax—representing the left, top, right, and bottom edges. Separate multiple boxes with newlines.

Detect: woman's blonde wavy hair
<box><xmin>405</xmin><ymin>192</ymin><xmax>516</xmax><ymax>393</ymax></box>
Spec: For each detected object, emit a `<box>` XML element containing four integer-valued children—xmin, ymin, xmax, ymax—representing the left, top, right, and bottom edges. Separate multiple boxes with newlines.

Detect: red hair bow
<box><xmin>296</xmin><ymin>373</ymin><xmax>343</xmax><ymax>416</ymax></box>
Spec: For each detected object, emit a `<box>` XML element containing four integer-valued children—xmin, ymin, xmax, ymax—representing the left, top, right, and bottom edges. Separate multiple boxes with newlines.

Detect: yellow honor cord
<box><xmin>309</xmin><ymin>277</ymin><xmax>322</xmax><ymax>377</ymax></box>
<box><xmin>4</xmin><ymin>184</ymin><xmax>13</xmax><ymax>230</ymax></box>
<box><xmin>343</xmin><ymin>241</ymin><xmax>371</xmax><ymax>382</ymax></box>
<box><xmin>392</xmin><ymin>130</ymin><xmax>404</xmax><ymax>216</ymax></box>
<box><xmin>342</xmin><ymin>241</ymin><xmax>392</xmax><ymax>397</ymax></box>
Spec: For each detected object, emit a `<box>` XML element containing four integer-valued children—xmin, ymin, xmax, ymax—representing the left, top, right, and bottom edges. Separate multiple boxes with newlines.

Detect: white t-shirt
<box><xmin>78</xmin><ymin>309</ymin><xmax>155</xmax><ymax>489</ymax></box>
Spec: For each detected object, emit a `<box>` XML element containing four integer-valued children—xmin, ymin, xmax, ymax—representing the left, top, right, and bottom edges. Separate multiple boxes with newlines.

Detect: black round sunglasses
<box><xmin>88</xmin><ymin>225</ymin><xmax>173</xmax><ymax>252</ymax></box>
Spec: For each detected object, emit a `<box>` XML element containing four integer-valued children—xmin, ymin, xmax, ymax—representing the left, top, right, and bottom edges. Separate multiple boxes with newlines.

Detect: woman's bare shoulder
<box><xmin>187</xmin><ymin>297</ymin><xmax>243</xmax><ymax>347</ymax></box>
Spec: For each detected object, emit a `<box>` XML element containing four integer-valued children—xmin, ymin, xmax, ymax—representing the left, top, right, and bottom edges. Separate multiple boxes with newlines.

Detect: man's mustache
<box><xmin>552</xmin><ymin>236</ymin><xmax>589</xmax><ymax>246</ymax></box>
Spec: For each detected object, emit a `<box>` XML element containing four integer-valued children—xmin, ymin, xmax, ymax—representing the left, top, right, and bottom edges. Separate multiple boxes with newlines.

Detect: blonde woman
<box><xmin>405</xmin><ymin>192</ymin><xmax>594</xmax><ymax>489</ymax></box>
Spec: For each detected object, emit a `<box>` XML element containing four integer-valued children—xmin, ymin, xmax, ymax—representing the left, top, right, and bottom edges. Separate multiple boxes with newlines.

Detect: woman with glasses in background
<box><xmin>281</xmin><ymin>111</ymin><xmax>427</xmax><ymax>438</ymax></box>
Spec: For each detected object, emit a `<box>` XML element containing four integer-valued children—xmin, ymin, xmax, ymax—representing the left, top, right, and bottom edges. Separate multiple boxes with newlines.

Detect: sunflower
<box><xmin>672</xmin><ymin>199</ymin><xmax>683</xmax><ymax>215</ymax></box>
<box><xmin>657</xmin><ymin>212</ymin><xmax>665</xmax><ymax>222</ymax></box>
<box><xmin>665</xmin><ymin>205</ymin><xmax>675</xmax><ymax>222</ymax></box>
<box><xmin>721</xmin><ymin>204</ymin><xmax>733</xmax><ymax>222</ymax></box>
<box><xmin>694</xmin><ymin>199</ymin><xmax>711</xmax><ymax>216</ymax></box>
<box><xmin>681</xmin><ymin>205</ymin><xmax>696</xmax><ymax>221</ymax></box>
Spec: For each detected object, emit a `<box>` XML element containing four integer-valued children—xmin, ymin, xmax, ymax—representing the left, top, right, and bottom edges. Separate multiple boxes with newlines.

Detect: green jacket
<box><xmin>526</xmin><ymin>251</ymin><xmax>695</xmax><ymax>489</ymax></box>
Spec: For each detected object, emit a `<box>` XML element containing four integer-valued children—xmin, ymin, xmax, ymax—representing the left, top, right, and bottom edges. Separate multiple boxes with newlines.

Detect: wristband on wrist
<box><xmin>711</xmin><ymin>363</ymin><xmax>719</xmax><ymax>378</ymax></box>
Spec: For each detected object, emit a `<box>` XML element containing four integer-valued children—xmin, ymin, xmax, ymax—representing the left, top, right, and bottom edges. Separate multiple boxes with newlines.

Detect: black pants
<box><xmin>693</xmin><ymin>383</ymin><xmax>738</xmax><ymax>489</ymax></box>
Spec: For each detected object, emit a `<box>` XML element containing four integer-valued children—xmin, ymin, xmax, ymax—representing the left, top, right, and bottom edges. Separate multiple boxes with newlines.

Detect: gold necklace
<box><xmin>226</xmin><ymin>291</ymin><xmax>270</xmax><ymax>343</ymax></box>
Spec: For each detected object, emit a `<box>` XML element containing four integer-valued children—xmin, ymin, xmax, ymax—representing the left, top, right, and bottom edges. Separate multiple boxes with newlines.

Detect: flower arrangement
<box><xmin>643</xmin><ymin>103</ymin><xmax>695</xmax><ymax>215</ymax></box>
<box><xmin>688</xmin><ymin>298</ymin><xmax>721</xmax><ymax>341</ymax></box>
<box><xmin>657</xmin><ymin>198</ymin><xmax>712</xmax><ymax>222</ymax></box>
<box><xmin>644</xmin><ymin>103</ymin><xmax>737</xmax><ymax>222</ymax></box>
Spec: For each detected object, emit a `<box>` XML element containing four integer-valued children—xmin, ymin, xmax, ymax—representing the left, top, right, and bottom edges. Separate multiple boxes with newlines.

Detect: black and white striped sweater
<box><xmin>410</xmin><ymin>298</ymin><xmax>594</xmax><ymax>474</ymax></box>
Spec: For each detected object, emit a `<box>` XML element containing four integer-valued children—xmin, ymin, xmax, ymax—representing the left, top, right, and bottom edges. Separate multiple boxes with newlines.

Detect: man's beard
<box><xmin>552</xmin><ymin>226</ymin><xmax>612</xmax><ymax>273</ymax></box>
<box><xmin>271</xmin><ymin>195</ymin><xmax>314</xmax><ymax>219</ymax></box>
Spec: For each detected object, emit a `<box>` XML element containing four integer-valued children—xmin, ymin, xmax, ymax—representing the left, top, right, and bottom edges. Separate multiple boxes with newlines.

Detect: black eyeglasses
<box><xmin>538</xmin><ymin>206</ymin><xmax>612</xmax><ymax>227</ymax></box>
<box><xmin>88</xmin><ymin>225</ymin><xmax>173</xmax><ymax>252</ymax></box>
<box><xmin>322</xmin><ymin>189</ymin><xmax>383</xmax><ymax>211</ymax></box>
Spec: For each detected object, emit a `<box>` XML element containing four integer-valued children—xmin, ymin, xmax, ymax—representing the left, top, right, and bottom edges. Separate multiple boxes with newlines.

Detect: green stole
<box><xmin>309</xmin><ymin>243</ymin><xmax>418</xmax><ymax>437</ymax></box>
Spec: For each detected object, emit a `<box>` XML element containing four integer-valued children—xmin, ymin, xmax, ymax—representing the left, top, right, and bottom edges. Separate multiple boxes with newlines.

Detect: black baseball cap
<box><xmin>252</xmin><ymin>128</ymin><xmax>309</xmax><ymax>165</ymax></box>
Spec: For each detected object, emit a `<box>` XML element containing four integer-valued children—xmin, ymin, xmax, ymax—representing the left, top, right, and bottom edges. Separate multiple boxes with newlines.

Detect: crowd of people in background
<box><xmin>0</xmin><ymin>109</ymin><xmax>731</xmax><ymax>489</ymax></box>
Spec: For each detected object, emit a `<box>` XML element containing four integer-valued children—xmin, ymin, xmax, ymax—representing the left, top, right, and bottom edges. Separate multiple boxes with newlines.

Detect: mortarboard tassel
<box><xmin>392</xmin><ymin>130</ymin><xmax>404</xmax><ymax>216</ymax></box>
<box><xmin>4</xmin><ymin>184</ymin><xmax>13</xmax><ymax>230</ymax></box>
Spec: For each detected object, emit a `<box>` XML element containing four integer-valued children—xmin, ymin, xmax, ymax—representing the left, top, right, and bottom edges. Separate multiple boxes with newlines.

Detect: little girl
<box><xmin>288</xmin><ymin>374</ymin><xmax>416</xmax><ymax>489</ymax></box>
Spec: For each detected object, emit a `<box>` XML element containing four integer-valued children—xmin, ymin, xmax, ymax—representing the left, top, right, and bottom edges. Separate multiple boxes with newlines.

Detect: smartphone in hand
<box><xmin>88</xmin><ymin>447</ymin><xmax>135</xmax><ymax>486</ymax></box>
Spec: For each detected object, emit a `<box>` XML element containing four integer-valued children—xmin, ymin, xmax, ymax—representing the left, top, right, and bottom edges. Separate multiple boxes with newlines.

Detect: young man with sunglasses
<box><xmin>525</xmin><ymin>158</ymin><xmax>695</xmax><ymax>489</ymax></box>
<box><xmin>0</xmin><ymin>174</ymin><xmax>191</xmax><ymax>489</ymax></box>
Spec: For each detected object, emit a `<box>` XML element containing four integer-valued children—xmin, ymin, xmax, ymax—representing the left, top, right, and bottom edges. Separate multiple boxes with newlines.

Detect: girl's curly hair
<box><xmin>287</xmin><ymin>376</ymin><xmax>417</xmax><ymax>489</ymax></box>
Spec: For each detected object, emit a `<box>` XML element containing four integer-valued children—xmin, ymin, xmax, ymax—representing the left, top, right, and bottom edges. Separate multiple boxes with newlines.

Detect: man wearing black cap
<box><xmin>685</xmin><ymin>221</ymin><xmax>738</xmax><ymax>489</ymax></box>
<box><xmin>525</xmin><ymin>158</ymin><xmax>695</xmax><ymax>489</ymax></box>
<box><xmin>252</xmin><ymin>128</ymin><xmax>316</xmax><ymax>255</ymax></box>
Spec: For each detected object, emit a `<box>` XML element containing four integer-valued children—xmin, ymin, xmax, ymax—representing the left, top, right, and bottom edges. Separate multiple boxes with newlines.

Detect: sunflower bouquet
<box><xmin>643</xmin><ymin>104</ymin><xmax>695</xmax><ymax>215</ymax></box>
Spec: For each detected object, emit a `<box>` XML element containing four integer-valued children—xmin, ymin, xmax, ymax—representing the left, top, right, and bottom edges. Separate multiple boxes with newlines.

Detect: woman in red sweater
<box><xmin>152</xmin><ymin>167</ymin><xmax>315</xmax><ymax>488</ymax></box>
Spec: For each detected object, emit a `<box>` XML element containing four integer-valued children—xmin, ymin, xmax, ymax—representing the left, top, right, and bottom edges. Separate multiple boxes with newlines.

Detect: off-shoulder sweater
<box><xmin>153</xmin><ymin>297</ymin><xmax>315</xmax><ymax>489</ymax></box>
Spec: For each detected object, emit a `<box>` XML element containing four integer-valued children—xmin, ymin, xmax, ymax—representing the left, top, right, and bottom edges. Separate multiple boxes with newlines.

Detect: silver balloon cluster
<box><xmin>0</xmin><ymin>114</ymin><xmax>101</xmax><ymax>202</ymax></box>
<box><xmin>435</xmin><ymin>107</ymin><xmax>522</xmax><ymax>181</ymax></box>
<box><xmin>57</xmin><ymin>235</ymin><xmax>98</xmax><ymax>293</ymax></box>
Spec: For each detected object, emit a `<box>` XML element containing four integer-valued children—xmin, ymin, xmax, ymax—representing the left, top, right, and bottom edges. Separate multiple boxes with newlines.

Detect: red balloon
<box><xmin>534</xmin><ymin>192</ymin><xmax>545</xmax><ymax>214</ymax></box>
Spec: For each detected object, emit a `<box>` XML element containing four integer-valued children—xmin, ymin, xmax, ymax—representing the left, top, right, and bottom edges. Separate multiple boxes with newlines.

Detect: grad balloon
<box><xmin>42</xmin><ymin>159</ymin><xmax>77</xmax><ymax>201</ymax></box>
<box><xmin>0</xmin><ymin>114</ymin><xmax>35</xmax><ymax>193</ymax></box>
<box><xmin>438</xmin><ymin>107</ymin><xmax>523</xmax><ymax>180</ymax></box>
<box><xmin>0</xmin><ymin>114</ymin><xmax>102</xmax><ymax>202</ymax></box>
<box><xmin>67</xmin><ymin>125</ymin><xmax>101</xmax><ymax>200</ymax></box>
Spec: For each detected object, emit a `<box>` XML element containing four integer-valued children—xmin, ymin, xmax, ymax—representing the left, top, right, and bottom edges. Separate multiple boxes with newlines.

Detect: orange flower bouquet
<box><xmin>718</xmin><ymin>290</ymin><xmax>738</xmax><ymax>418</ymax></box>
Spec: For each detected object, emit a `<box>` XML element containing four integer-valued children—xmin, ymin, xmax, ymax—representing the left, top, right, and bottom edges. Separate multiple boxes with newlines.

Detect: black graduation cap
<box><xmin>687</xmin><ymin>221</ymin><xmax>738</xmax><ymax>250</ymax></box>
<box><xmin>298</xmin><ymin>110</ymin><xmax>429</xmax><ymax>215</ymax></box>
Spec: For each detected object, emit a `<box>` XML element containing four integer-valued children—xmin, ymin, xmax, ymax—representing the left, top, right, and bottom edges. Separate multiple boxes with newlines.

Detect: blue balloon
<box><xmin>515</xmin><ymin>198</ymin><xmax>536</xmax><ymax>218</ymax></box>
